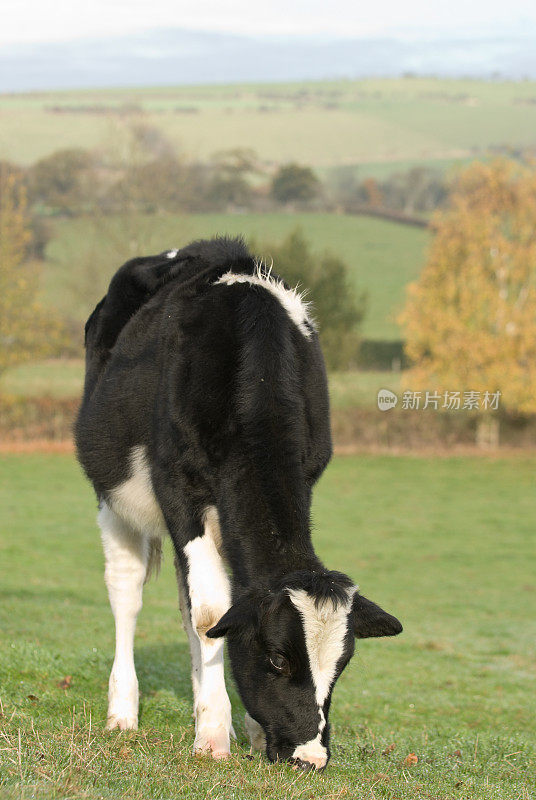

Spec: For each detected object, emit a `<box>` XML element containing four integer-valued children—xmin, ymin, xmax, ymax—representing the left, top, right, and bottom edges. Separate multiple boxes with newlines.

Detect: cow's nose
<box><xmin>290</xmin><ymin>755</ymin><xmax>327</xmax><ymax>772</ymax></box>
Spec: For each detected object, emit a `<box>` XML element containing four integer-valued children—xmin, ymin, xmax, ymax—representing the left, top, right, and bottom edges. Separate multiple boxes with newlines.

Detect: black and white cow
<box><xmin>75</xmin><ymin>237</ymin><xmax>402</xmax><ymax>770</ymax></box>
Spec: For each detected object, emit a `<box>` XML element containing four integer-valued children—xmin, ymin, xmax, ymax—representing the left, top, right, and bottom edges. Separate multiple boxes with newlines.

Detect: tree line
<box><xmin>2</xmin><ymin>137</ymin><xmax>536</xmax><ymax>438</ymax></box>
<box><xmin>0</xmin><ymin>155</ymin><xmax>365</xmax><ymax>374</ymax></box>
<box><xmin>1</xmin><ymin>123</ymin><xmax>449</xmax><ymax>221</ymax></box>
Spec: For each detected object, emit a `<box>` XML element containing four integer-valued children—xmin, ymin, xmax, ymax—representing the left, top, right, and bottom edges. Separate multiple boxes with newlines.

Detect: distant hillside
<box><xmin>2</xmin><ymin>28</ymin><xmax>536</xmax><ymax>92</ymax></box>
<box><xmin>1</xmin><ymin>78</ymin><xmax>535</xmax><ymax>169</ymax></box>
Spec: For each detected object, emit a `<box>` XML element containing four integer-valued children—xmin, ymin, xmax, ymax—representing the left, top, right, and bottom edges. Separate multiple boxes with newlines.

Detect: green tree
<box><xmin>271</xmin><ymin>164</ymin><xmax>320</xmax><ymax>205</ymax></box>
<box><xmin>254</xmin><ymin>229</ymin><xmax>366</xmax><ymax>369</ymax></box>
<box><xmin>29</xmin><ymin>148</ymin><xmax>95</xmax><ymax>215</ymax></box>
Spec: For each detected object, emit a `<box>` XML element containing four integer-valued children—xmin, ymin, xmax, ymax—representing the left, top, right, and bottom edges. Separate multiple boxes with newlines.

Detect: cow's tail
<box><xmin>145</xmin><ymin>537</ymin><xmax>163</xmax><ymax>583</ymax></box>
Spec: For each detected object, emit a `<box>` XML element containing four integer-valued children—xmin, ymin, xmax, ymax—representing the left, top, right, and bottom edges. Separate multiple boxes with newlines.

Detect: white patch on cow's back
<box><xmin>215</xmin><ymin>261</ymin><xmax>315</xmax><ymax>338</ymax></box>
<box><xmin>288</xmin><ymin>586</ymin><xmax>355</xmax><ymax>766</ymax></box>
<box><xmin>166</xmin><ymin>249</ymin><xmax>178</xmax><ymax>258</ymax></box>
<box><xmin>109</xmin><ymin>445</ymin><xmax>167</xmax><ymax>541</ymax></box>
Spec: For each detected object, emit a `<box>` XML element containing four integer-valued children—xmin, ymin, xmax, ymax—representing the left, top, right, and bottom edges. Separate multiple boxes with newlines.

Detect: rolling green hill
<box><xmin>45</xmin><ymin>212</ymin><xmax>429</xmax><ymax>340</ymax></box>
<box><xmin>2</xmin><ymin>77</ymin><xmax>536</xmax><ymax>169</ymax></box>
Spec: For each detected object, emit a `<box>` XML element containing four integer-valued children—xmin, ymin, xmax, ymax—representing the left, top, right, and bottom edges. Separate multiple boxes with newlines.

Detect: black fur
<box><xmin>352</xmin><ymin>593</ymin><xmax>404</xmax><ymax>639</ymax></box>
<box><xmin>75</xmin><ymin>236</ymin><xmax>402</xmax><ymax>767</ymax></box>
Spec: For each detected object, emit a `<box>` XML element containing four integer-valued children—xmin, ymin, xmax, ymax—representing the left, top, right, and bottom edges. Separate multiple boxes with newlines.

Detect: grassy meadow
<box><xmin>2</xmin><ymin>78</ymin><xmax>536</xmax><ymax>168</ymax></box>
<box><xmin>0</xmin><ymin>453</ymin><xmax>534</xmax><ymax>799</ymax></box>
<box><xmin>1</xmin><ymin>360</ymin><xmax>85</xmax><ymax>399</ymax></box>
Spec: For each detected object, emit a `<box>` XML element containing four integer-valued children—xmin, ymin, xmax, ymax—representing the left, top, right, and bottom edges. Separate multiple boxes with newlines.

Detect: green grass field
<box><xmin>46</xmin><ymin>212</ymin><xmax>429</xmax><ymax>340</ymax></box>
<box><xmin>2</xmin><ymin>77</ymin><xmax>536</xmax><ymax>168</ymax></box>
<box><xmin>1</xmin><ymin>360</ymin><xmax>85</xmax><ymax>399</ymax></box>
<box><xmin>0</xmin><ymin>454</ymin><xmax>534</xmax><ymax>799</ymax></box>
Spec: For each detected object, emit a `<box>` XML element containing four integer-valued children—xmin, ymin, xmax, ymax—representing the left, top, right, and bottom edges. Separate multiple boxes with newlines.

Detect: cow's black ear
<box><xmin>206</xmin><ymin>596</ymin><xmax>254</xmax><ymax>638</ymax></box>
<box><xmin>352</xmin><ymin>593</ymin><xmax>403</xmax><ymax>639</ymax></box>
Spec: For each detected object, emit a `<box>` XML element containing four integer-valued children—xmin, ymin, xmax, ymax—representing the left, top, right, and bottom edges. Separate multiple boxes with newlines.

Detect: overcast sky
<box><xmin>2</xmin><ymin>0</ymin><xmax>536</xmax><ymax>45</ymax></box>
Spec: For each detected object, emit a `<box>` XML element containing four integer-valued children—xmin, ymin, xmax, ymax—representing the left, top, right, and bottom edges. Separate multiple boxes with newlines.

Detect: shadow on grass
<box><xmin>135</xmin><ymin>641</ymin><xmax>192</xmax><ymax>699</ymax></box>
<box><xmin>0</xmin><ymin>586</ymin><xmax>103</xmax><ymax>606</ymax></box>
<box><xmin>133</xmin><ymin>642</ymin><xmax>247</xmax><ymax>742</ymax></box>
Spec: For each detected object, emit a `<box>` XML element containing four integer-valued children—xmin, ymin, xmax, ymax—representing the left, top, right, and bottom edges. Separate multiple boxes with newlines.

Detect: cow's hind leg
<box><xmin>175</xmin><ymin>506</ymin><xmax>233</xmax><ymax>759</ymax></box>
<box><xmin>99</xmin><ymin>502</ymin><xmax>149</xmax><ymax>731</ymax></box>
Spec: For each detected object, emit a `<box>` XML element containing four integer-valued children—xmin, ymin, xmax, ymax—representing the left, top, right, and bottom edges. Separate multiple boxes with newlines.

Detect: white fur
<box><xmin>175</xmin><ymin>561</ymin><xmax>202</xmax><ymax>704</ymax></box>
<box><xmin>99</xmin><ymin>502</ymin><xmax>149</xmax><ymax>730</ymax></box>
<box><xmin>292</xmin><ymin>733</ymin><xmax>329</xmax><ymax>770</ymax></box>
<box><xmin>216</xmin><ymin>261</ymin><xmax>314</xmax><ymax>338</ymax></box>
<box><xmin>100</xmin><ymin>445</ymin><xmax>167</xmax><ymax>730</ymax></box>
<box><xmin>108</xmin><ymin>445</ymin><xmax>167</xmax><ymax>541</ymax></box>
<box><xmin>183</xmin><ymin>507</ymin><xmax>233</xmax><ymax>758</ymax></box>
<box><xmin>288</xmin><ymin>587</ymin><xmax>355</xmax><ymax>767</ymax></box>
<box><xmin>166</xmin><ymin>249</ymin><xmax>178</xmax><ymax>258</ymax></box>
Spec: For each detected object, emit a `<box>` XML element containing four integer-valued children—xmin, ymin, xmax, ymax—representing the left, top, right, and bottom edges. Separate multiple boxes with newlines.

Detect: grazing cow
<box><xmin>75</xmin><ymin>237</ymin><xmax>402</xmax><ymax>770</ymax></box>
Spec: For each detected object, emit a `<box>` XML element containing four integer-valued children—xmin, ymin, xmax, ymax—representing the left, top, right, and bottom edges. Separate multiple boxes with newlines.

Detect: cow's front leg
<box><xmin>178</xmin><ymin>506</ymin><xmax>234</xmax><ymax>759</ymax></box>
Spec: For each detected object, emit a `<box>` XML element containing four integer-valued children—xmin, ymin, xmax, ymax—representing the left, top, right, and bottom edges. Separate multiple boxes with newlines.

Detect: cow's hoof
<box><xmin>105</xmin><ymin>714</ymin><xmax>138</xmax><ymax>731</ymax></box>
<box><xmin>194</xmin><ymin>727</ymin><xmax>231</xmax><ymax>760</ymax></box>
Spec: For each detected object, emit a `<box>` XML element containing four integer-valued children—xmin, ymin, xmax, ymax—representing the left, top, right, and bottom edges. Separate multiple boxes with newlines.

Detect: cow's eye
<box><xmin>269</xmin><ymin>654</ymin><xmax>290</xmax><ymax>676</ymax></box>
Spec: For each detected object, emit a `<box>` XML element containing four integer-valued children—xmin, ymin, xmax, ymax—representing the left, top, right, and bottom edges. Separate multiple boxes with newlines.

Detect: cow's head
<box><xmin>207</xmin><ymin>570</ymin><xmax>402</xmax><ymax>770</ymax></box>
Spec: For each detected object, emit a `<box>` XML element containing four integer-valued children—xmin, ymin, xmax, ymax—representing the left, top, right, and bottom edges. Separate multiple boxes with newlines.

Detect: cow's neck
<box><xmin>218</xmin><ymin>469</ymin><xmax>323</xmax><ymax>592</ymax></box>
<box><xmin>224</xmin><ymin>524</ymin><xmax>324</xmax><ymax>594</ymax></box>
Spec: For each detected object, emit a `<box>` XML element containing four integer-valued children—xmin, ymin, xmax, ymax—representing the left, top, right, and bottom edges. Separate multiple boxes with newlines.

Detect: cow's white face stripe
<box><xmin>216</xmin><ymin>261</ymin><xmax>315</xmax><ymax>338</ymax></box>
<box><xmin>288</xmin><ymin>587</ymin><xmax>355</xmax><ymax>764</ymax></box>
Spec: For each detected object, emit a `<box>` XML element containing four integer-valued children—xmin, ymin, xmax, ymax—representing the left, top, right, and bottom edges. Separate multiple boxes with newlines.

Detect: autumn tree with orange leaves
<box><xmin>400</xmin><ymin>159</ymin><xmax>536</xmax><ymax>444</ymax></box>
<box><xmin>0</xmin><ymin>167</ymin><xmax>64</xmax><ymax>378</ymax></box>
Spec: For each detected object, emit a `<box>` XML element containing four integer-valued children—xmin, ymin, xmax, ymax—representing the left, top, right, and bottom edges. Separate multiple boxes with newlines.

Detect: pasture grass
<box><xmin>46</xmin><ymin>212</ymin><xmax>429</xmax><ymax>340</ymax></box>
<box><xmin>0</xmin><ymin>453</ymin><xmax>534</xmax><ymax>799</ymax></box>
<box><xmin>0</xmin><ymin>360</ymin><xmax>85</xmax><ymax>399</ymax></box>
<box><xmin>0</xmin><ymin>359</ymin><xmax>401</xmax><ymax>410</ymax></box>
<box><xmin>328</xmin><ymin>370</ymin><xmax>402</xmax><ymax>410</ymax></box>
<box><xmin>2</xmin><ymin>77</ymin><xmax>536</xmax><ymax>167</ymax></box>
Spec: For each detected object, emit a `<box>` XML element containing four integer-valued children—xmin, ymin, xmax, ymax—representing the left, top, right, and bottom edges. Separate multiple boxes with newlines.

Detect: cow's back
<box><xmin>75</xmin><ymin>238</ymin><xmax>331</xmax><ymax>504</ymax></box>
